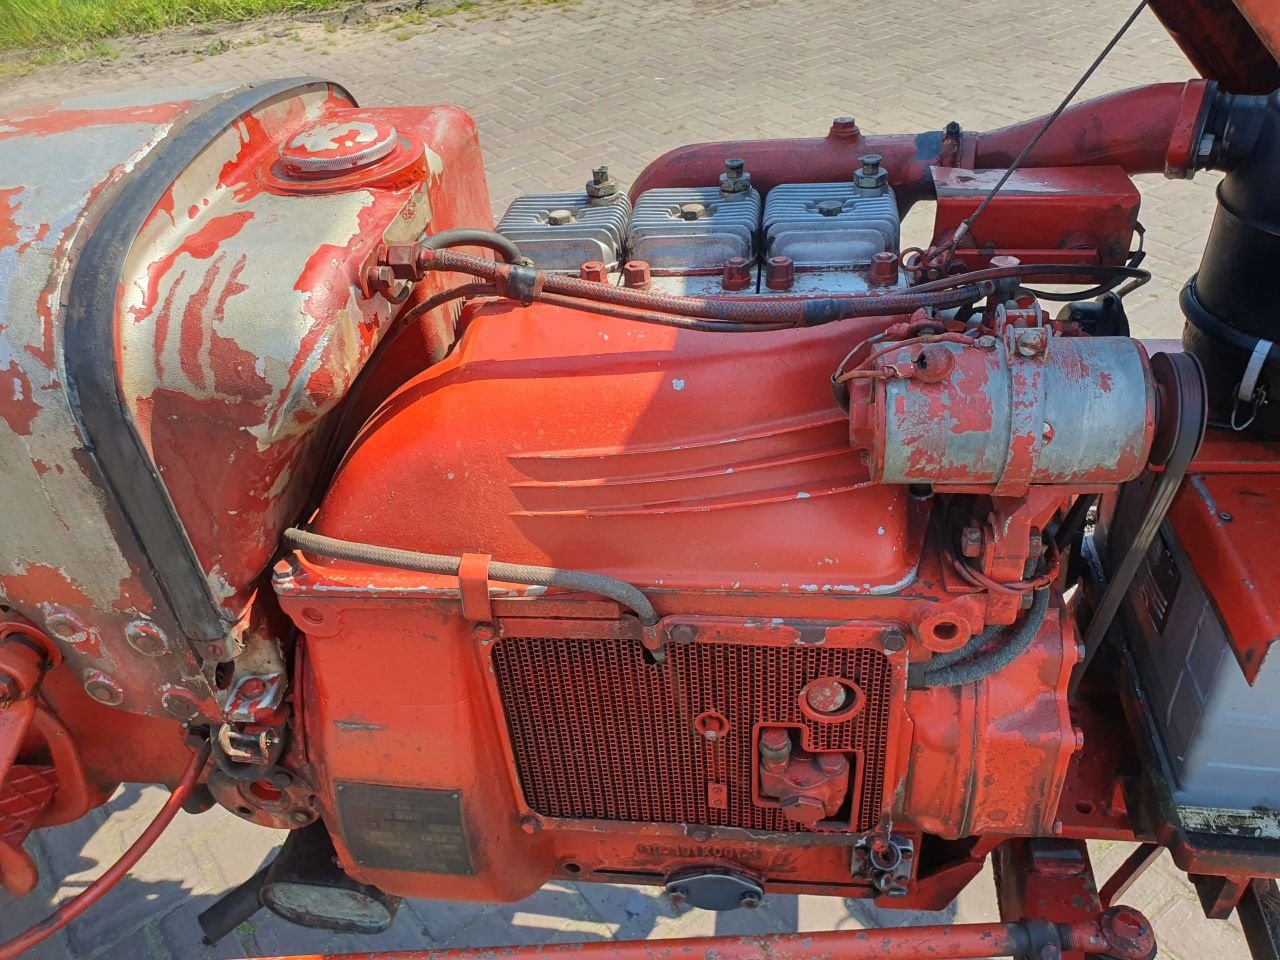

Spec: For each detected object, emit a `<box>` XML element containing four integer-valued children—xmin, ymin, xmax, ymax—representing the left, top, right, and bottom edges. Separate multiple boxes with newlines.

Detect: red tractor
<box><xmin>1</xmin><ymin>2</ymin><xmax>1279</xmax><ymax>957</ymax></box>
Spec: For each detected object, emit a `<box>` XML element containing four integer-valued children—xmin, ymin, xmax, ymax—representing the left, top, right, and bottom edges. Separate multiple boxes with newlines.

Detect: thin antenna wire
<box><xmin>946</xmin><ymin>0</ymin><xmax>1150</xmax><ymax>253</ymax></box>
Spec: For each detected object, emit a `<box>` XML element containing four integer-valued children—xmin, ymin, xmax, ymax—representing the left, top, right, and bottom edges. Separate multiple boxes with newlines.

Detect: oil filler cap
<box><xmin>279</xmin><ymin>117</ymin><xmax>400</xmax><ymax>178</ymax></box>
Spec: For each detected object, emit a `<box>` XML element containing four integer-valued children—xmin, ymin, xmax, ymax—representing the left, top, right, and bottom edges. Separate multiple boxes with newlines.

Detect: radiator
<box><xmin>492</xmin><ymin>636</ymin><xmax>893</xmax><ymax>833</ymax></box>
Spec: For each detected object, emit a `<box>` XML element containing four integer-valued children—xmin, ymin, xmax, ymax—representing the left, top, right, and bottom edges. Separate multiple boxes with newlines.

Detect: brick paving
<box><xmin>0</xmin><ymin>0</ymin><xmax>1249</xmax><ymax>957</ymax></box>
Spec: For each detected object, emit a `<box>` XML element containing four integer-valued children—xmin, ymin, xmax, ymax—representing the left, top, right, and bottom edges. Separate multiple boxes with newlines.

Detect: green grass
<box><xmin>0</xmin><ymin>0</ymin><xmax>355</xmax><ymax>52</ymax></box>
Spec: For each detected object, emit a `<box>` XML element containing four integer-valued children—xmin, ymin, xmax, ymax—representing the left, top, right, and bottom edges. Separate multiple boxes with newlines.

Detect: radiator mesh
<box><xmin>491</xmin><ymin>637</ymin><xmax>893</xmax><ymax>832</ymax></box>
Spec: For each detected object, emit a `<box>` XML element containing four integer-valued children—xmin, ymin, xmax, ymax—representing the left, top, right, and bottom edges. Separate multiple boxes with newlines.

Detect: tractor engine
<box><xmin>2</xmin><ymin>71</ymin><xmax>1279</xmax><ymax>952</ymax></box>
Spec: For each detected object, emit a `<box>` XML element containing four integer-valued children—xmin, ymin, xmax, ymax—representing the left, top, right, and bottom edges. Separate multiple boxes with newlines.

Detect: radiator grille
<box><xmin>491</xmin><ymin>637</ymin><xmax>893</xmax><ymax>832</ymax></box>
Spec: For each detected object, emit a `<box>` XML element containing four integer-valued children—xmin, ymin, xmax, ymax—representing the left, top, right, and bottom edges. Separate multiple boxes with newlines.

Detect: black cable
<box><xmin>283</xmin><ymin>528</ymin><xmax>658</xmax><ymax>626</ymax></box>
<box><xmin>908</xmin><ymin>588</ymin><xmax>1051</xmax><ymax>689</ymax></box>
<box><xmin>422</xmin><ymin>228</ymin><xmax>522</xmax><ymax>264</ymax></box>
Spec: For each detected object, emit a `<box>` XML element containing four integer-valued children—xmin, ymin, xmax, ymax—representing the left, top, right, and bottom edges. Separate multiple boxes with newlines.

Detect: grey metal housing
<box><xmin>763</xmin><ymin>182</ymin><xmax>899</xmax><ymax>267</ymax></box>
<box><xmin>626</xmin><ymin>187</ymin><xmax>761</xmax><ymax>272</ymax></box>
<box><xmin>496</xmin><ymin>193</ymin><xmax>631</xmax><ymax>271</ymax></box>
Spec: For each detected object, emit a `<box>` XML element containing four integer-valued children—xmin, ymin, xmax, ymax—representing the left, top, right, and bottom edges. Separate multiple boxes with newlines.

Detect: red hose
<box><xmin>0</xmin><ymin>742</ymin><xmax>211</xmax><ymax>960</ymax></box>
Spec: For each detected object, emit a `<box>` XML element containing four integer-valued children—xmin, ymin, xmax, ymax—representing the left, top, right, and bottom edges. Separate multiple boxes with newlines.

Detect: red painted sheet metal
<box><xmin>1169</xmin><ymin>471</ymin><xmax>1280</xmax><ymax>682</ymax></box>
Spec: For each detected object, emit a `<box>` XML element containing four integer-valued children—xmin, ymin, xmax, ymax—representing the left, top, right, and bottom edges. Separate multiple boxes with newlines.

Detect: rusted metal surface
<box><xmin>931</xmin><ymin>166</ymin><xmax>1141</xmax><ymax>269</ymax></box>
<box><xmin>629</xmin><ymin>82</ymin><xmax>1211</xmax><ymax>200</ymax></box>
<box><xmin>1150</xmin><ymin>0</ymin><xmax>1280</xmax><ymax>94</ymax></box>
<box><xmin>239</xmin><ymin>907</ymin><xmax>1158</xmax><ymax>960</ymax></box>
<box><xmin>850</xmin><ymin>333</ymin><xmax>1155</xmax><ymax>495</ymax></box>
<box><xmin>2</xmin><ymin>66</ymin><xmax>1276</xmax><ymax>959</ymax></box>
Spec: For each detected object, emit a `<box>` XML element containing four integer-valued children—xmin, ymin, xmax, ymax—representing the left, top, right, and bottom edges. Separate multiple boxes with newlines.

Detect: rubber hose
<box><xmin>908</xmin><ymin>588</ymin><xmax>1051</xmax><ymax>689</ymax></box>
<box><xmin>422</xmin><ymin>228</ymin><xmax>522</xmax><ymax>264</ymax></box>
<box><xmin>906</xmin><ymin>623</ymin><xmax>1003</xmax><ymax>687</ymax></box>
<box><xmin>283</xmin><ymin>528</ymin><xmax>658</xmax><ymax>625</ymax></box>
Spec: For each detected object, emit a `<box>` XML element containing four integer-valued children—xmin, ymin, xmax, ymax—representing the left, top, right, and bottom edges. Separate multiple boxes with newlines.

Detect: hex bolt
<box><xmin>720</xmin><ymin>158</ymin><xmax>752</xmax><ymax>195</ymax></box>
<box><xmin>678</xmin><ymin>202</ymin><xmax>707</xmax><ymax>221</ymax></box>
<box><xmin>960</xmin><ymin>525</ymin><xmax>984</xmax><ymax>558</ymax></box>
<box><xmin>817</xmin><ymin>199</ymin><xmax>844</xmax><ymax>217</ymax></box>
<box><xmin>269</xmin><ymin>768</ymin><xmax>294</xmax><ymax>788</ymax></box>
<box><xmin>764</xmin><ymin>255</ymin><xmax>795</xmax><ymax>291</ymax></box>
<box><xmin>722</xmin><ymin>256</ymin><xmax>753</xmax><ymax>291</ymax></box>
<box><xmin>669</xmin><ymin>624</ymin><xmax>698</xmax><ymax>645</ymax></box>
<box><xmin>472</xmin><ymin>622</ymin><xmax>497</xmax><ymax>643</ymax></box>
<box><xmin>854</xmin><ymin>153</ymin><xmax>889</xmax><ymax>191</ymax></box>
<box><xmin>622</xmin><ymin>260</ymin><xmax>652</xmax><ymax>288</ymax></box>
<box><xmin>870</xmin><ymin>251</ymin><xmax>898</xmax><ymax>286</ymax></box>
<box><xmin>585</xmin><ymin>166</ymin><xmax>620</xmax><ymax>202</ymax></box>
<box><xmin>830</xmin><ymin>116</ymin><xmax>860</xmax><ymax>138</ymax></box>
<box><xmin>579</xmin><ymin>260</ymin><xmax>609</xmax><ymax>283</ymax></box>
<box><xmin>882</xmin><ymin>629</ymin><xmax>906</xmax><ymax>653</ymax></box>
<box><xmin>546</xmin><ymin>208</ymin><xmax>576</xmax><ymax>226</ymax></box>
<box><xmin>668</xmin><ymin>886</ymin><xmax>690</xmax><ymax>906</ymax></box>
<box><xmin>520</xmin><ymin>815</ymin><xmax>542</xmax><ymax>835</ymax></box>
<box><xmin>83</xmin><ymin>671</ymin><xmax>123</xmax><ymax>706</ymax></box>
<box><xmin>817</xmin><ymin>752</ymin><xmax>848</xmax><ymax>774</ymax></box>
<box><xmin>739</xmin><ymin>892</ymin><xmax>762</xmax><ymax>909</ymax></box>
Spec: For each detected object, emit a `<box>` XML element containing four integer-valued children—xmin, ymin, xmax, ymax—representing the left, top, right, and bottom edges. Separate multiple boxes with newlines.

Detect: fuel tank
<box><xmin>0</xmin><ymin>80</ymin><xmax>493</xmax><ymax>721</ymax></box>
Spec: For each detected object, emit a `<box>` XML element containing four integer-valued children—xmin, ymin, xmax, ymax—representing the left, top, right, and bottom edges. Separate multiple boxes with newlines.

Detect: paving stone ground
<box><xmin>0</xmin><ymin>1</ymin><xmax>1250</xmax><ymax>957</ymax></box>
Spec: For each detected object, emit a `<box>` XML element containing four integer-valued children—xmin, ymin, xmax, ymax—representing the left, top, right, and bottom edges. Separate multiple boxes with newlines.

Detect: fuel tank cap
<box><xmin>279</xmin><ymin>117</ymin><xmax>399</xmax><ymax>177</ymax></box>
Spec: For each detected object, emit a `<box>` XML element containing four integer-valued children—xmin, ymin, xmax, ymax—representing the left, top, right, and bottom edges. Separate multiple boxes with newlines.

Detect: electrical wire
<box><xmin>0</xmin><ymin>742</ymin><xmax>211</xmax><ymax>960</ymax></box>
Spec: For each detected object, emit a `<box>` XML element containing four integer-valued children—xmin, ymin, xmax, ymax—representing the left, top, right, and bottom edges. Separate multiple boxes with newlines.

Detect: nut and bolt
<box><xmin>472</xmin><ymin>622</ymin><xmax>497</xmax><ymax>643</ymax></box>
<box><xmin>668</xmin><ymin>623</ymin><xmax>698</xmax><ymax>645</ymax></box>
<box><xmin>1016</xmin><ymin>328</ymin><xmax>1048</xmax><ymax>357</ymax></box>
<box><xmin>817</xmin><ymin>199</ymin><xmax>844</xmax><ymax>218</ymax></box>
<box><xmin>546</xmin><ymin>208</ymin><xmax>576</xmax><ymax>226</ymax></box>
<box><xmin>719</xmin><ymin>158</ymin><xmax>752</xmax><ymax>195</ymax></box>
<box><xmin>830</xmin><ymin>116</ymin><xmax>860</xmax><ymax>138</ymax></box>
<box><xmin>520</xmin><ymin>815</ymin><xmax>543</xmax><ymax>835</ymax></box>
<box><xmin>272</xmin><ymin>558</ymin><xmax>297</xmax><ymax>583</ymax></box>
<box><xmin>976</xmin><ymin>334</ymin><xmax>997</xmax><ymax>350</ymax></box>
<box><xmin>739</xmin><ymin>892</ymin><xmax>762</xmax><ymax>910</ymax></box>
<box><xmin>764</xmin><ymin>255</ymin><xmax>795</xmax><ymax>291</ymax></box>
<box><xmin>585</xmin><ymin>165</ymin><xmax>620</xmax><ymax>201</ymax></box>
<box><xmin>722</xmin><ymin>256</ymin><xmax>753</xmax><ymax>292</ymax></box>
<box><xmin>854</xmin><ymin>153</ymin><xmax>888</xmax><ymax>190</ymax></box>
<box><xmin>1219</xmin><ymin>511</ymin><xmax>1233</xmax><ymax>522</ymax></box>
<box><xmin>668</xmin><ymin>886</ymin><xmax>690</xmax><ymax>906</ymax></box>
<box><xmin>269</xmin><ymin>768</ymin><xmax>294</xmax><ymax>788</ymax></box>
<box><xmin>759</xmin><ymin>728</ymin><xmax>792</xmax><ymax>764</ymax></box>
<box><xmin>960</xmin><ymin>525</ymin><xmax>984</xmax><ymax>558</ymax></box>
<box><xmin>882</xmin><ymin>629</ymin><xmax>906</xmax><ymax>653</ymax></box>
<box><xmin>579</xmin><ymin>260</ymin><xmax>609</xmax><ymax>283</ymax></box>
<box><xmin>83</xmin><ymin>670</ymin><xmax>123</xmax><ymax>706</ymax></box>
<box><xmin>125</xmin><ymin>619</ymin><xmax>168</xmax><ymax>657</ymax></box>
<box><xmin>678</xmin><ymin>202</ymin><xmax>707</xmax><ymax>221</ymax></box>
<box><xmin>869</xmin><ymin>251</ymin><xmax>898</xmax><ymax>286</ymax></box>
<box><xmin>816</xmin><ymin>752</ymin><xmax>848</xmax><ymax>774</ymax></box>
<box><xmin>622</xmin><ymin>260</ymin><xmax>652</xmax><ymax>288</ymax></box>
<box><xmin>804</xmin><ymin>677</ymin><xmax>849</xmax><ymax>713</ymax></box>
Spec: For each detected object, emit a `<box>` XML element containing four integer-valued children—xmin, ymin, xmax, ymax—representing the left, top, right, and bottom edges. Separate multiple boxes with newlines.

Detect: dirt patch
<box><xmin>0</xmin><ymin>0</ymin><xmax>572</xmax><ymax>80</ymax></box>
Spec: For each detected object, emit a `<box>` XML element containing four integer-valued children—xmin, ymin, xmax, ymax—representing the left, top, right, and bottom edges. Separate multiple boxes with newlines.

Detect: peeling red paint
<box><xmin>0</xmin><ymin>361</ymin><xmax>39</xmax><ymax>435</ymax></box>
<box><xmin>0</xmin><ymin>102</ymin><xmax>193</xmax><ymax>142</ymax></box>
